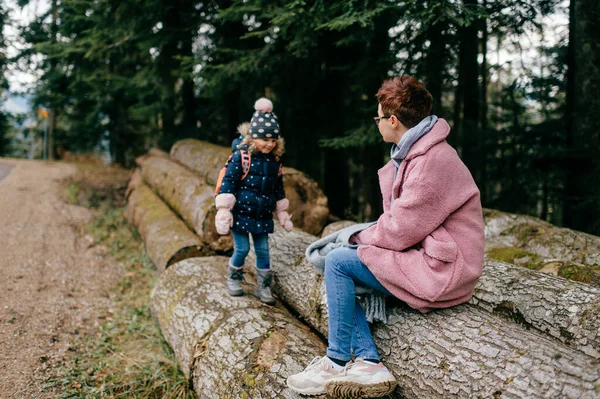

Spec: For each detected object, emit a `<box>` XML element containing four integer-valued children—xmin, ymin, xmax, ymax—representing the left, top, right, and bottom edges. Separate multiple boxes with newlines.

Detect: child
<box><xmin>287</xmin><ymin>76</ymin><xmax>485</xmax><ymax>398</ymax></box>
<box><xmin>214</xmin><ymin>98</ymin><xmax>294</xmax><ymax>305</ymax></box>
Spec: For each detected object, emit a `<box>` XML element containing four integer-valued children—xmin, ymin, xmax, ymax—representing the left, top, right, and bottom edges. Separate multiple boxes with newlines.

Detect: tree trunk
<box><xmin>170</xmin><ymin>139</ymin><xmax>330</xmax><ymax>235</ymax></box>
<box><xmin>124</xmin><ymin>182</ymin><xmax>209</xmax><ymax>272</ymax></box>
<box><xmin>47</xmin><ymin>109</ymin><xmax>55</xmax><ymax>161</ymax></box>
<box><xmin>47</xmin><ymin>0</ymin><xmax>58</xmax><ymax>161</ymax></box>
<box><xmin>458</xmin><ymin>0</ymin><xmax>481</xmax><ymax>185</ymax></box>
<box><xmin>564</xmin><ymin>0</ymin><xmax>600</xmax><ymax>236</ymax></box>
<box><xmin>149</xmin><ymin>257</ymin><xmax>327</xmax><ymax>398</ymax></box>
<box><xmin>479</xmin><ymin>6</ymin><xmax>489</xmax><ymax>203</ymax></box>
<box><xmin>423</xmin><ymin>12</ymin><xmax>446</xmax><ymax>115</ymax></box>
<box><xmin>140</xmin><ymin>156</ymin><xmax>232</xmax><ymax>252</ymax></box>
<box><xmin>179</xmin><ymin>40</ymin><xmax>197</xmax><ymax>140</ymax></box>
<box><xmin>247</xmin><ymin>227</ymin><xmax>600</xmax><ymax>398</ymax></box>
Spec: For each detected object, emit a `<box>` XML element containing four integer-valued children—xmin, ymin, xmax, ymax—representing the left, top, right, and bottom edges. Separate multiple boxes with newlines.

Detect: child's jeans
<box><xmin>325</xmin><ymin>247</ymin><xmax>392</xmax><ymax>362</ymax></box>
<box><xmin>230</xmin><ymin>230</ymin><xmax>270</xmax><ymax>270</ymax></box>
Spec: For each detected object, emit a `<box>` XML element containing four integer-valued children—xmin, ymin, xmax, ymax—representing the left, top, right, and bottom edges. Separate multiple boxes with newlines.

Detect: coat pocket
<box><xmin>422</xmin><ymin>226</ymin><xmax>458</xmax><ymax>268</ymax></box>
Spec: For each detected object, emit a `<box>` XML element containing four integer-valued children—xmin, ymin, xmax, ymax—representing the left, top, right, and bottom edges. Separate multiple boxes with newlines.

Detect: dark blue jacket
<box><xmin>219</xmin><ymin>148</ymin><xmax>286</xmax><ymax>234</ymax></box>
<box><xmin>231</xmin><ymin>135</ymin><xmax>243</xmax><ymax>151</ymax></box>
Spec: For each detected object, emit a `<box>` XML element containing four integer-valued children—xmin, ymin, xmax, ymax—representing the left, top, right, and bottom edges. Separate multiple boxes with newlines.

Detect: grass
<box><xmin>49</xmin><ymin>164</ymin><xmax>195</xmax><ymax>399</ymax></box>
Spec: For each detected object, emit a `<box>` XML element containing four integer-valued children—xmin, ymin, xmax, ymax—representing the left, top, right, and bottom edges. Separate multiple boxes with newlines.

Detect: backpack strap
<box><xmin>214</xmin><ymin>153</ymin><xmax>234</xmax><ymax>196</ymax></box>
<box><xmin>240</xmin><ymin>150</ymin><xmax>251</xmax><ymax>180</ymax></box>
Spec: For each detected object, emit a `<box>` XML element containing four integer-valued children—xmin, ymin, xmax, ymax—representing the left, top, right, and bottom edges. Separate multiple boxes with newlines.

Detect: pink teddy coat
<box><xmin>354</xmin><ymin>118</ymin><xmax>485</xmax><ymax>313</ymax></box>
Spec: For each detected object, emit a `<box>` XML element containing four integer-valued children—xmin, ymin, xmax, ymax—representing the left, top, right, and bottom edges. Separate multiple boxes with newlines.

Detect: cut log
<box><xmin>473</xmin><ymin>259</ymin><xmax>600</xmax><ymax>358</ymax></box>
<box><xmin>124</xmin><ymin>183</ymin><xmax>209</xmax><ymax>271</ymax></box>
<box><xmin>148</xmin><ymin>148</ymin><xmax>170</xmax><ymax>158</ymax></box>
<box><xmin>170</xmin><ymin>139</ymin><xmax>231</xmax><ymax>184</ymax></box>
<box><xmin>170</xmin><ymin>138</ymin><xmax>330</xmax><ymax>235</ymax></box>
<box><xmin>484</xmin><ymin>208</ymin><xmax>600</xmax><ymax>286</ymax></box>
<box><xmin>124</xmin><ymin>168</ymin><xmax>143</xmax><ymax>198</ymax></box>
<box><xmin>140</xmin><ymin>156</ymin><xmax>232</xmax><ymax>252</ymax></box>
<box><xmin>281</xmin><ymin>167</ymin><xmax>330</xmax><ymax>235</ymax></box>
<box><xmin>149</xmin><ymin>257</ymin><xmax>327</xmax><ymax>398</ymax></box>
<box><xmin>248</xmin><ymin>227</ymin><xmax>600</xmax><ymax>398</ymax></box>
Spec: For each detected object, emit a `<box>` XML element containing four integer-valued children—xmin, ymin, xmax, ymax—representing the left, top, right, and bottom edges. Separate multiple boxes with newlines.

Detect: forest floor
<box><xmin>0</xmin><ymin>158</ymin><xmax>192</xmax><ymax>398</ymax></box>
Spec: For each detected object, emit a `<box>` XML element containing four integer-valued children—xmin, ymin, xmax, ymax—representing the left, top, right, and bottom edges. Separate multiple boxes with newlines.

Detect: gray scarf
<box><xmin>305</xmin><ymin>223</ymin><xmax>387</xmax><ymax>323</ymax></box>
<box><xmin>390</xmin><ymin>115</ymin><xmax>438</xmax><ymax>203</ymax></box>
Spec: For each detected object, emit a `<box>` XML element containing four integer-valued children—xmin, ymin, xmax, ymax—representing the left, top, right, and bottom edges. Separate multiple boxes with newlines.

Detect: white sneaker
<box><xmin>287</xmin><ymin>356</ymin><xmax>346</xmax><ymax>396</ymax></box>
<box><xmin>324</xmin><ymin>358</ymin><xmax>397</xmax><ymax>398</ymax></box>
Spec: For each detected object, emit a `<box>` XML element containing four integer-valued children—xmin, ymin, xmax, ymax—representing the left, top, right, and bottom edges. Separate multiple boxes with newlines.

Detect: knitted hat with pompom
<box><xmin>249</xmin><ymin>98</ymin><xmax>280</xmax><ymax>139</ymax></box>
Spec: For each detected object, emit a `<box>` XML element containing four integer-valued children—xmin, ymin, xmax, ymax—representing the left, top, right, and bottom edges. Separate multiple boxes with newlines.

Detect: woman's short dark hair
<box><xmin>376</xmin><ymin>76</ymin><xmax>433</xmax><ymax>128</ymax></box>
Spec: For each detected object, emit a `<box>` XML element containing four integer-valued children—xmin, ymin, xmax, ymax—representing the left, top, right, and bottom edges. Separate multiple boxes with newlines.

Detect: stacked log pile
<box><xmin>125</xmin><ymin>140</ymin><xmax>333</xmax><ymax>397</ymax></box>
<box><xmin>126</xmin><ymin>140</ymin><xmax>600</xmax><ymax>398</ymax></box>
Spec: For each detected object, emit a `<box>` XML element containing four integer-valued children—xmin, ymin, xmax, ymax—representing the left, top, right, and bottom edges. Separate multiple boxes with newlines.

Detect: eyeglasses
<box><xmin>373</xmin><ymin>115</ymin><xmax>391</xmax><ymax>126</ymax></box>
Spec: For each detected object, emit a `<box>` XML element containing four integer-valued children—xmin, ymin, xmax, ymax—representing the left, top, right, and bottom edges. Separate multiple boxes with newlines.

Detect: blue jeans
<box><xmin>230</xmin><ymin>230</ymin><xmax>270</xmax><ymax>270</ymax></box>
<box><xmin>325</xmin><ymin>247</ymin><xmax>392</xmax><ymax>362</ymax></box>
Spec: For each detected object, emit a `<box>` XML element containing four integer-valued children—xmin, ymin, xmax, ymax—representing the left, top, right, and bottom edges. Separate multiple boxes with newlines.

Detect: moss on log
<box><xmin>170</xmin><ymin>138</ymin><xmax>330</xmax><ymax>235</ymax></box>
<box><xmin>483</xmin><ymin>209</ymin><xmax>600</xmax><ymax>285</ymax></box>
<box><xmin>149</xmin><ymin>257</ymin><xmax>327</xmax><ymax>398</ymax></box>
<box><xmin>248</xmin><ymin>227</ymin><xmax>600</xmax><ymax>398</ymax></box>
<box><xmin>124</xmin><ymin>183</ymin><xmax>209</xmax><ymax>271</ymax></box>
<box><xmin>140</xmin><ymin>156</ymin><xmax>232</xmax><ymax>252</ymax></box>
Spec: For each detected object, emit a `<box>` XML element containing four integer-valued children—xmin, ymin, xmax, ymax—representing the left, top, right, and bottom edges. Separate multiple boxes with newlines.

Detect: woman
<box><xmin>287</xmin><ymin>76</ymin><xmax>485</xmax><ymax>398</ymax></box>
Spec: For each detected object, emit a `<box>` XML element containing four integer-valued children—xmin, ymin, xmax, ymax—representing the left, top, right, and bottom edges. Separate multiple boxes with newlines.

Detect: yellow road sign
<box><xmin>37</xmin><ymin>109</ymin><xmax>49</xmax><ymax>119</ymax></box>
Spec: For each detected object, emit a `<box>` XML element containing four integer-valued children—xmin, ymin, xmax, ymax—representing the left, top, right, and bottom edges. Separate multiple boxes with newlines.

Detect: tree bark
<box><xmin>124</xmin><ymin>183</ymin><xmax>209</xmax><ymax>272</ymax></box>
<box><xmin>149</xmin><ymin>257</ymin><xmax>327</xmax><ymax>398</ymax></box>
<box><xmin>484</xmin><ymin>208</ymin><xmax>600</xmax><ymax>267</ymax></box>
<box><xmin>248</xmin><ymin>227</ymin><xmax>600</xmax><ymax>398</ymax></box>
<box><xmin>135</xmin><ymin>148</ymin><xmax>170</xmax><ymax>167</ymax></box>
<box><xmin>140</xmin><ymin>156</ymin><xmax>232</xmax><ymax>252</ymax></box>
<box><xmin>170</xmin><ymin>139</ymin><xmax>330</xmax><ymax>235</ymax></box>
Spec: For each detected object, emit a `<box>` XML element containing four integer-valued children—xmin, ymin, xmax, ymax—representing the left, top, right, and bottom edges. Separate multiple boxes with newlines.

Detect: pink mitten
<box><xmin>215</xmin><ymin>193</ymin><xmax>236</xmax><ymax>235</ymax></box>
<box><xmin>277</xmin><ymin>211</ymin><xmax>293</xmax><ymax>231</ymax></box>
<box><xmin>275</xmin><ymin>198</ymin><xmax>293</xmax><ymax>232</ymax></box>
<box><xmin>215</xmin><ymin>209</ymin><xmax>233</xmax><ymax>235</ymax></box>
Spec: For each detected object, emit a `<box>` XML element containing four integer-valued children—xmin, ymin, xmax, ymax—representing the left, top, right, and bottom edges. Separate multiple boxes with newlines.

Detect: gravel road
<box><xmin>0</xmin><ymin>158</ymin><xmax>121</xmax><ymax>398</ymax></box>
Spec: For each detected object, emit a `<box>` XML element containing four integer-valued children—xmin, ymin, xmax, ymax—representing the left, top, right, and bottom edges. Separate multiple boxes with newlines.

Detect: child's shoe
<box><xmin>227</xmin><ymin>264</ymin><xmax>244</xmax><ymax>296</ymax></box>
<box><xmin>324</xmin><ymin>358</ymin><xmax>397</xmax><ymax>398</ymax></box>
<box><xmin>254</xmin><ymin>268</ymin><xmax>276</xmax><ymax>305</ymax></box>
<box><xmin>287</xmin><ymin>356</ymin><xmax>346</xmax><ymax>396</ymax></box>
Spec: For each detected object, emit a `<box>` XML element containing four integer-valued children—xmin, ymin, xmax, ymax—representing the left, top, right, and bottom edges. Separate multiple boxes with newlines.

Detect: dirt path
<box><xmin>0</xmin><ymin>159</ymin><xmax>121</xmax><ymax>398</ymax></box>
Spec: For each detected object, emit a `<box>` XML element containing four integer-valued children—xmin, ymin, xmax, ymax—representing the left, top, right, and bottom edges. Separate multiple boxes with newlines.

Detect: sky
<box><xmin>1</xmin><ymin>0</ymin><xmax>49</xmax><ymax>114</ymax></box>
